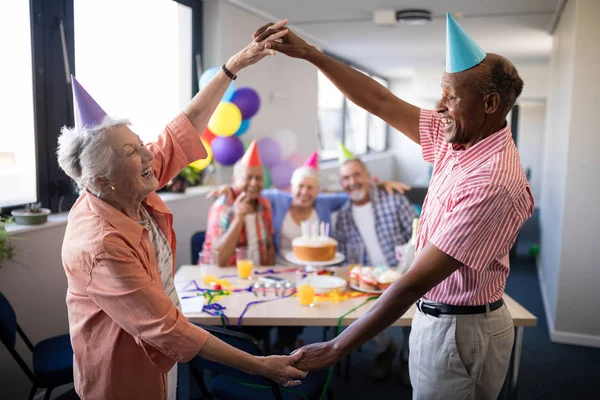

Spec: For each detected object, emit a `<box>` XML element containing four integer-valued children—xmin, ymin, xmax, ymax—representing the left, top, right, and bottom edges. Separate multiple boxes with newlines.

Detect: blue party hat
<box><xmin>446</xmin><ymin>13</ymin><xmax>486</xmax><ymax>73</ymax></box>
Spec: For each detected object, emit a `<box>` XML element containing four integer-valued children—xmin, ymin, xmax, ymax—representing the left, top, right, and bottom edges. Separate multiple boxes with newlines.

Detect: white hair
<box><xmin>290</xmin><ymin>166</ymin><xmax>319</xmax><ymax>188</ymax></box>
<box><xmin>57</xmin><ymin>116</ymin><xmax>130</xmax><ymax>197</ymax></box>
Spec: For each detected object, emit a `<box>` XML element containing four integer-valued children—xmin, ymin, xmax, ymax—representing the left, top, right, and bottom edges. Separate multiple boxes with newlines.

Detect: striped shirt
<box><xmin>416</xmin><ymin>109</ymin><xmax>534</xmax><ymax>305</ymax></box>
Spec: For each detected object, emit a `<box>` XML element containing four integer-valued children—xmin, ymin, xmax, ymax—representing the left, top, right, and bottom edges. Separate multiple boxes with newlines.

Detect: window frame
<box><xmin>1</xmin><ymin>0</ymin><xmax>202</xmax><ymax>217</ymax></box>
<box><xmin>318</xmin><ymin>51</ymin><xmax>390</xmax><ymax>161</ymax></box>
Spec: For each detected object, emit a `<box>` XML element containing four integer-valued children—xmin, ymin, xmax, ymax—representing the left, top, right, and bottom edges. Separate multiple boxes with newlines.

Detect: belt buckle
<box><xmin>421</xmin><ymin>303</ymin><xmax>441</xmax><ymax>317</ymax></box>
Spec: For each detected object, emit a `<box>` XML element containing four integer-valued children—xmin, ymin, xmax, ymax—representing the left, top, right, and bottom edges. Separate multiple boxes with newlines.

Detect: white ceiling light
<box><xmin>373</xmin><ymin>9</ymin><xmax>432</xmax><ymax>26</ymax></box>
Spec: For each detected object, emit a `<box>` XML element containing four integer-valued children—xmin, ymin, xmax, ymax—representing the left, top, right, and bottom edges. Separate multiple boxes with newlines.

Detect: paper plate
<box><xmin>300</xmin><ymin>275</ymin><xmax>347</xmax><ymax>294</ymax></box>
<box><xmin>349</xmin><ymin>283</ymin><xmax>384</xmax><ymax>294</ymax></box>
<box><xmin>284</xmin><ymin>251</ymin><xmax>345</xmax><ymax>266</ymax></box>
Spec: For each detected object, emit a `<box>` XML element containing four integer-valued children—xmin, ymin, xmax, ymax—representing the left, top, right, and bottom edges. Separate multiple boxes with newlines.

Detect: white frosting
<box><xmin>377</xmin><ymin>270</ymin><xmax>402</xmax><ymax>284</ymax></box>
<box><xmin>292</xmin><ymin>236</ymin><xmax>338</xmax><ymax>247</ymax></box>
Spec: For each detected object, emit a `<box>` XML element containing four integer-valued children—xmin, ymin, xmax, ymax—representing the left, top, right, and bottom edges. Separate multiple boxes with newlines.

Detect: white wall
<box><xmin>517</xmin><ymin>102</ymin><xmax>547</xmax><ymax>202</ymax></box>
<box><xmin>539</xmin><ymin>0</ymin><xmax>600</xmax><ymax>347</ymax></box>
<box><xmin>203</xmin><ymin>0</ymin><xmax>318</xmax><ymax>184</ymax></box>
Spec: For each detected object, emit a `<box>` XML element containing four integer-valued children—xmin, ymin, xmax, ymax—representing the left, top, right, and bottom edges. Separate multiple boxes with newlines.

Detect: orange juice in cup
<box><xmin>297</xmin><ymin>283</ymin><xmax>315</xmax><ymax>307</ymax></box>
<box><xmin>235</xmin><ymin>247</ymin><xmax>255</xmax><ymax>279</ymax></box>
<box><xmin>236</xmin><ymin>259</ymin><xmax>253</xmax><ymax>279</ymax></box>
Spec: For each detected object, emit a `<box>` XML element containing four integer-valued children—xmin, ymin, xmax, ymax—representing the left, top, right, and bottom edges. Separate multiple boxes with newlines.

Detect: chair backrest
<box><xmin>0</xmin><ymin>292</ymin><xmax>36</xmax><ymax>383</ymax></box>
<box><xmin>191</xmin><ymin>231</ymin><xmax>206</xmax><ymax>265</ymax></box>
<box><xmin>0</xmin><ymin>292</ymin><xmax>17</xmax><ymax>348</ymax></box>
<box><xmin>191</xmin><ymin>324</ymin><xmax>262</xmax><ymax>379</ymax></box>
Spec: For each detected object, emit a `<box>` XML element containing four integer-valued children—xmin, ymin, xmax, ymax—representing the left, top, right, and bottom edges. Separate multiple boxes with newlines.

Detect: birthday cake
<box><xmin>292</xmin><ymin>235</ymin><xmax>338</xmax><ymax>262</ymax></box>
<box><xmin>349</xmin><ymin>266</ymin><xmax>402</xmax><ymax>291</ymax></box>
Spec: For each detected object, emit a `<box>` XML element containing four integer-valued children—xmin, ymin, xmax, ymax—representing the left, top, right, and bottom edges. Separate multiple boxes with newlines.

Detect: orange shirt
<box><xmin>62</xmin><ymin>113</ymin><xmax>209</xmax><ymax>399</ymax></box>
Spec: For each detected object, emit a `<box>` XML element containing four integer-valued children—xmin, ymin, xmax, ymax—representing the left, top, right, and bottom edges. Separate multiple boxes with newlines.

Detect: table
<box><xmin>175</xmin><ymin>265</ymin><xmax>536</xmax><ymax>398</ymax></box>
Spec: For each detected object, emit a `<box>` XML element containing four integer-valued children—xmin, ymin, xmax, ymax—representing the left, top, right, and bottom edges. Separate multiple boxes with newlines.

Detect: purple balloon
<box><xmin>231</xmin><ymin>87</ymin><xmax>261</xmax><ymax>119</ymax></box>
<box><xmin>257</xmin><ymin>138</ymin><xmax>282</xmax><ymax>169</ymax></box>
<box><xmin>270</xmin><ymin>160</ymin><xmax>295</xmax><ymax>189</ymax></box>
<box><xmin>211</xmin><ymin>136</ymin><xmax>245</xmax><ymax>166</ymax></box>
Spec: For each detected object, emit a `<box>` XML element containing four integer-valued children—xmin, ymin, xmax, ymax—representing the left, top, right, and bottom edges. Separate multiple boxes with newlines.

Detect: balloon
<box><xmin>208</xmin><ymin>102</ymin><xmax>242</xmax><ymax>137</ymax></box>
<box><xmin>263</xmin><ymin>167</ymin><xmax>272</xmax><ymax>189</ymax></box>
<box><xmin>257</xmin><ymin>138</ymin><xmax>282</xmax><ymax>169</ymax></box>
<box><xmin>211</xmin><ymin>136</ymin><xmax>245</xmax><ymax>166</ymax></box>
<box><xmin>270</xmin><ymin>159</ymin><xmax>295</xmax><ymax>189</ymax></box>
<box><xmin>231</xmin><ymin>87</ymin><xmax>261</xmax><ymax>119</ymax></box>
<box><xmin>272</xmin><ymin>128</ymin><xmax>298</xmax><ymax>158</ymax></box>
<box><xmin>234</xmin><ymin>119</ymin><xmax>251</xmax><ymax>137</ymax></box>
<box><xmin>201</xmin><ymin>127</ymin><xmax>217</xmax><ymax>144</ymax></box>
<box><xmin>199</xmin><ymin>67</ymin><xmax>236</xmax><ymax>101</ymax></box>
<box><xmin>189</xmin><ymin>138</ymin><xmax>213</xmax><ymax>171</ymax></box>
<box><xmin>286</xmin><ymin>153</ymin><xmax>305</xmax><ymax>168</ymax></box>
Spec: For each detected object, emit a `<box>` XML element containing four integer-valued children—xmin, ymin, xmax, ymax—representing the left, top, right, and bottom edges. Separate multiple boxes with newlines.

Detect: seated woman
<box><xmin>58</xmin><ymin>22</ymin><xmax>306</xmax><ymax>399</ymax></box>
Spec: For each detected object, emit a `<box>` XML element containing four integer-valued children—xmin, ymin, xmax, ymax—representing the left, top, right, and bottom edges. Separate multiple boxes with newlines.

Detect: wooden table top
<box><xmin>175</xmin><ymin>265</ymin><xmax>537</xmax><ymax>328</ymax></box>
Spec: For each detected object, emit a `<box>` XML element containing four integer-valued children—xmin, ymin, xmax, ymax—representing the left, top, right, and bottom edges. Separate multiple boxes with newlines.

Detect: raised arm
<box><xmin>254</xmin><ymin>24</ymin><xmax>421</xmax><ymax>144</ymax></box>
<box><xmin>184</xmin><ymin>19</ymin><xmax>289</xmax><ymax>133</ymax></box>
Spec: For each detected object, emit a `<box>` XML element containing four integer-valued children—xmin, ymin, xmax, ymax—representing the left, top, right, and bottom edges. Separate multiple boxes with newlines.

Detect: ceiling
<box><xmin>234</xmin><ymin>0</ymin><xmax>560</xmax><ymax>78</ymax></box>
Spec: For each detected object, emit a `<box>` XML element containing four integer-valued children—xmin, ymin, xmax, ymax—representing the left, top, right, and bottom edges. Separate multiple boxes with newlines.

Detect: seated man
<box><xmin>334</xmin><ymin>149</ymin><xmax>417</xmax><ymax>384</ymax></box>
<box><xmin>204</xmin><ymin>140</ymin><xmax>275</xmax><ymax>266</ymax></box>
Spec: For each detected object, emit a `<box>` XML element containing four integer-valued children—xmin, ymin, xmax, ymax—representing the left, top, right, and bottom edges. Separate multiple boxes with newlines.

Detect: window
<box><xmin>317</xmin><ymin>71</ymin><xmax>345</xmax><ymax>160</ymax></box>
<box><xmin>0</xmin><ymin>1</ymin><xmax>37</xmax><ymax>208</ymax></box>
<box><xmin>74</xmin><ymin>0</ymin><xmax>193</xmax><ymax>144</ymax></box>
<box><xmin>317</xmin><ymin>61</ymin><xmax>390</xmax><ymax>160</ymax></box>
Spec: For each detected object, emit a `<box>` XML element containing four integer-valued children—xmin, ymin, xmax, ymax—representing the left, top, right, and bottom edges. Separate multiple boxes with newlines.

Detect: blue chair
<box><xmin>189</xmin><ymin>324</ymin><xmax>333</xmax><ymax>400</ymax></box>
<box><xmin>0</xmin><ymin>292</ymin><xmax>75</xmax><ymax>400</ymax></box>
<box><xmin>191</xmin><ymin>231</ymin><xmax>206</xmax><ymax>265</ymax></box>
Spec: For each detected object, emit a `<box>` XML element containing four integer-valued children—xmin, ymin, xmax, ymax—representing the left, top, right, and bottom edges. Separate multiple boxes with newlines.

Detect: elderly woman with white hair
<box><xmin>57</xmin><ymin>21</ymin><xmax>307</xmax><ymax>400</ymax></box>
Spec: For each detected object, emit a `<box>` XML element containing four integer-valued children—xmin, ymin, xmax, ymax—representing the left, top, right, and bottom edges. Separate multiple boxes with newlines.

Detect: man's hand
<box><xmin>233</xmin><ymin>192</ymin><xmax>253</xmax><ymax>218</ymax></box>
<box><xmin>290</xmin><ymin>341</ymin><xmax>341</xmax><ymax>372</ymax></box>
<box><xmin>253</xmin><ymin>24</ymin><xmax>312</xmax><ymax>59</ymax></box>
<box><xmin>379</xmin><ymin>180</ymin><xmax>412</xmax><ymax>195</ymax></box>
<box><xmin>226</xmin><ymin>19</ymin><xmax>289</xmax><ymax>74</ymax></box>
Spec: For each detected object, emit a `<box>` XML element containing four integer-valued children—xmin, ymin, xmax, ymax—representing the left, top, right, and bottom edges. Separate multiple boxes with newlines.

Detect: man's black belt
<box><xmin>416</xmin><ymin>298</ymin><xmax>504</xmax><ymax>317</ymax></box>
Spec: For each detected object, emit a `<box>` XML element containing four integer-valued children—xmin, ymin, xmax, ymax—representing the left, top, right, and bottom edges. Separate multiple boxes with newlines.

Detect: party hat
<box><xmin>303</xmin><ymin>151</ymin><xmax>319</xmax><ymax>170</ymax></box>
<box><xmin>337</xmin><ymin>141</ymin><xmax>355</xmax><ymax>164</ymax></box>
<box><xmin>241</xmin><ymin>139</ymin><xmax>262</xmax><ymax>167</ymax></box>
<box><xmin>71</xmin><ymin>75</ymin><xmax>108</xmax><ymax>130</ymax></box>
<box><xmin>445</xmin><ymin>13</ymin><xmax>486</xmax><ymax>73</ymax></box>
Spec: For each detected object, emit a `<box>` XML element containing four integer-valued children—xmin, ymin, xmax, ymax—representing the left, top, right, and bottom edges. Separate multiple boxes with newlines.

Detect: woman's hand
<box><xmin>379</xmin><ymin>180</ymin><xmax>412</xmax><ymax>195</ymax></box>
<box><xmin>225</xmin><ymin>19</ymin><xmax>289</xmax><ymax>74</ymax></box>
<box><xmin>206</xmin><ymin>184</ymin><xmax>234</xmax><ymax>202</ymax></box>
<box><xmin>253</xmin><ymin>23</ymin><xmax>313</xmax><ymax>60</ymax></box>
<box><xmin>258</xmin><ymin>351</ymin><xmax>308</xmax><ymax>386</ymax></box>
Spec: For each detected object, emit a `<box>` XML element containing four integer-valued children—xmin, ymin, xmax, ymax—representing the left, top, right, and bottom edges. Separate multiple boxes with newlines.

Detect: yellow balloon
<box><xmin>189</xmin><ymin>139</ymin><xmax>213</xmax><ymax>171</ymax></box>
<box><xmin>208</xmin><ymin>102</ymin><xmax>242</xmax><ymax>137</ymax></box>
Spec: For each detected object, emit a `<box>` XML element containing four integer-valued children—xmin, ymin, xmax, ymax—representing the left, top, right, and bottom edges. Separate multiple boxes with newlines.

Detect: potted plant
<box><xmin>0</xmin><ymin>216</ymin><xmax>15</xmax><ymax>268</ymax></box>
<box><xmin>11</xmin><ymin>202</ymin><xmax>51</xmax><ymax>225</ymax></box>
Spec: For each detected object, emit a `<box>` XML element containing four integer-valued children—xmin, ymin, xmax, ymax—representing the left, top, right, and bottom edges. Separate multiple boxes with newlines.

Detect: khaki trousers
<box><xmin>409</xmin><ymin>304</ymin><xmax>514</xmax><ymax>400</ymax></box>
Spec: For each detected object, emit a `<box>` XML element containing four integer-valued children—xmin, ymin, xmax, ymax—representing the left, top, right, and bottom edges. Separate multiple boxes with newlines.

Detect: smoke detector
<box><xmin>373</xmin><ymin>9</ymin><xmax>432</xmax><ymax>26</ymax></box>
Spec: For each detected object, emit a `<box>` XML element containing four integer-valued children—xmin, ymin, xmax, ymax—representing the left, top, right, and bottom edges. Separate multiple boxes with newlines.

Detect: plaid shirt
<box><xmin>334</xmin><ymin>183</ymin><xmax>417</xmax><ymax>266</ymax></box>
<box><xmin>203</xmin><ymin>191</ymin><xmax>274</xmax><ymax>266</ymax></box>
